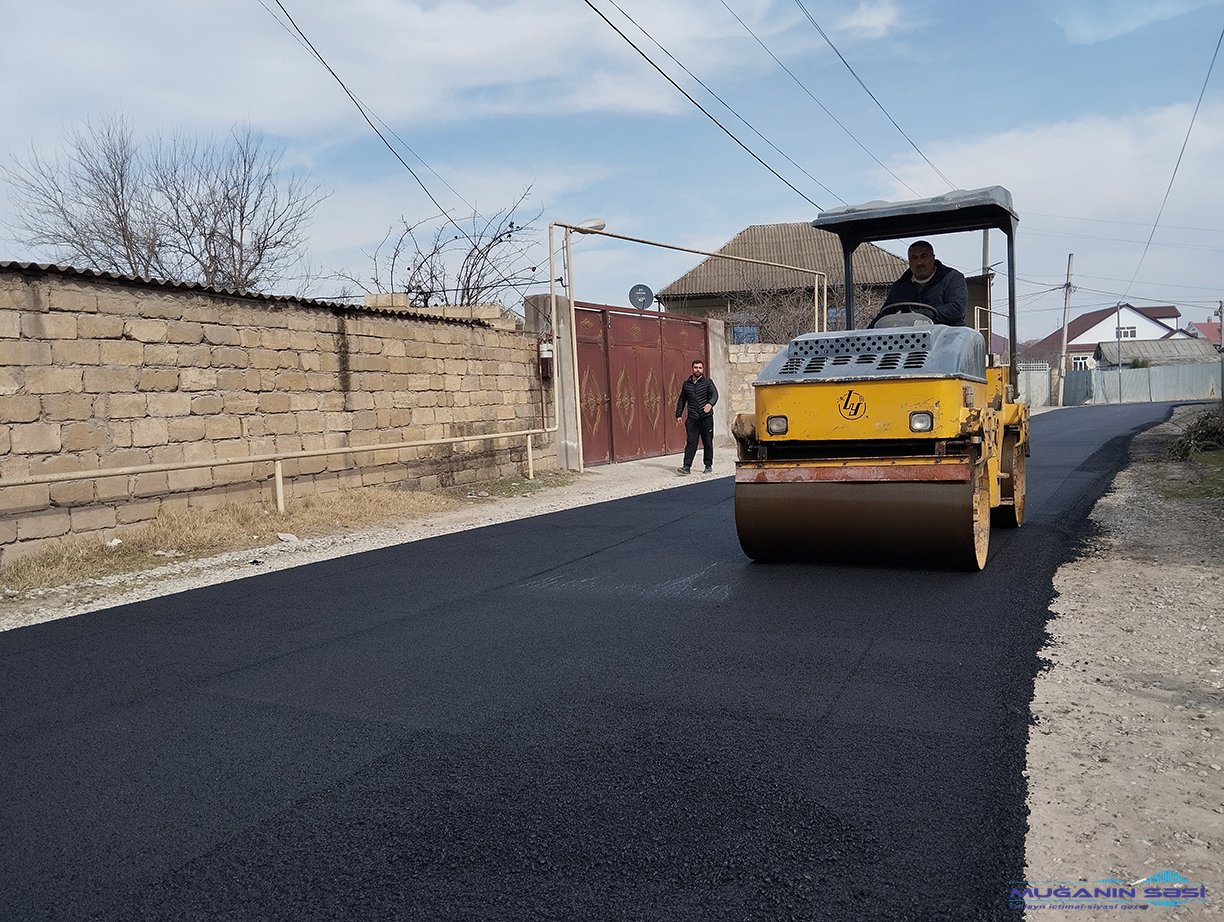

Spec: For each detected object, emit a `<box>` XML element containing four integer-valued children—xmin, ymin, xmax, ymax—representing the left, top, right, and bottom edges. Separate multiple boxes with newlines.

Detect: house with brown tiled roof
<box><xmin>1026</xmin><ymin>303</ymin><xmax>1186</xmax><ymax>370</ymax></box>
<box><xmin>656</xmin><ymin>222</ymin><xmax>993</xmax><ymax>343</ymax></box>
<box><xmin>1189</xmin><ymin>319</ymin><xmax>1221</xmax><ymax>346</ymax></box>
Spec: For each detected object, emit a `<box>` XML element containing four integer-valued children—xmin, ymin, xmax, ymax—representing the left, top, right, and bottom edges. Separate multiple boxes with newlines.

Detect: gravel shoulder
<box><xmin>1024</xmin><ymin>406</ymin><xmax>1223</xmax><ymax>918</ymax></box>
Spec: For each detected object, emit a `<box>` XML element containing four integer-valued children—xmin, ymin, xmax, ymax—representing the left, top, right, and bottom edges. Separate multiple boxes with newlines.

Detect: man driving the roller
<box><xmin>881</xmin><ymin>240</ymin><xmax>968</xmax><ymax>326</ymax></box>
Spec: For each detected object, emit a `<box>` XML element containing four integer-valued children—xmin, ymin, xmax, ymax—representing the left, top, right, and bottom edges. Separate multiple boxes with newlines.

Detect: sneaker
<box><xmin>703</xmin><ymin>466</ymin><xmax>713</xmax><ymax>474</ymax></box>
<box><xmin>677</xmin><ymin>466</ymin><xmax>691</xmax><ymax>475</ymax></box>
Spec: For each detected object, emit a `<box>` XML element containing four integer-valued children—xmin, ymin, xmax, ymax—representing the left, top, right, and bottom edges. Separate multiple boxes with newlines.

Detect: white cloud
<box><xmin>835</xmin><ymin>1</ymin><xmax>904</xmax><ymax>40</ymax></box>
<box><xmin>1047</xmin><ymin>0</ymin><xmax>1224</xmax><ymax>43</ymax></box>
<box><xmin>0</xmin><ymin>0</ymin><xmax>814</xmax><ymax>149</ymax></box>
<box><xmin>880</xmin><ymin>101</ymin><xmax>1224</xmax><ymax>339</ymax></box>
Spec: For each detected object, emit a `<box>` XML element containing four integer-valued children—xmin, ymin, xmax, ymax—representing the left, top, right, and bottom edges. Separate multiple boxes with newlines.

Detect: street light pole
<box><xmin>546</xmin><ymin>218</ymin><xmax>606</xmax><ymax>473</ymax></box>
<box><xmin>563</xmin><ymin>223</ymin><xmax>583</xmax><ymax>473</ymax></box>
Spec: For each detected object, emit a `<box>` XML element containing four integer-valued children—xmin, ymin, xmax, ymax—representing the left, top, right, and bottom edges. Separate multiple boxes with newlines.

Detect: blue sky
<box><xmin>2</xmin><ymin>0</ymin><xmax>1222</xmax><ymax>341</ymax></box>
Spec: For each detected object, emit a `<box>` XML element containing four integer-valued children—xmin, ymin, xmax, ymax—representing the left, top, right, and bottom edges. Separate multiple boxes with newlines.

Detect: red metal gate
<box><xmin>576</xmin><ymin>304</ymin><xmax>707</xmax><ymax>466</ymax></box>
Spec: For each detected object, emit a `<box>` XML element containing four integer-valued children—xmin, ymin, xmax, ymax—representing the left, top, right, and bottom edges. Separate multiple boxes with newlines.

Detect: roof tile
<box><xmin>657</xmin><ymin>223</ymin><xmax>907</xmax><ymax>298</ymax></box>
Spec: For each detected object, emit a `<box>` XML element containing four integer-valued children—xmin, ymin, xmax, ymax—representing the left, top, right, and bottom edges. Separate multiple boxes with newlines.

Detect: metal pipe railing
<box><xmin>0</xmin><ymin>426</ymin><xmax>546</xmax><ymax>514</ymax></box>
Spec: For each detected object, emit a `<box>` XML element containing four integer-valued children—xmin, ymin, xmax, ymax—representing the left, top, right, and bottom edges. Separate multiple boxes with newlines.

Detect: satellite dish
<box><xmin>629</xmin><ymin>284</ymin><xmax>654</xmax><ymax>309</ymax></box>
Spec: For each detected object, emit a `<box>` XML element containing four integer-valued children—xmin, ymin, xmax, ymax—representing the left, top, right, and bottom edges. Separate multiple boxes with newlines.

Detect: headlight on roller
<box><xmin>765</xmin><ymin>415</ymin><xmax>789</xmax><ymax>435</ymax></box>
<box><xmin>909</xmin><ymin>411</ymin><xmax>934</xmax><ymax>432</ymax></box>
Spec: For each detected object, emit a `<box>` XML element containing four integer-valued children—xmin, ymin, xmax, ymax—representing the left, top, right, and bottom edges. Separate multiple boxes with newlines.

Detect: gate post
<box><xmin>555</xmin><ymin>295</ymin><xmax>582</xmax><ymax>471</ymax></box>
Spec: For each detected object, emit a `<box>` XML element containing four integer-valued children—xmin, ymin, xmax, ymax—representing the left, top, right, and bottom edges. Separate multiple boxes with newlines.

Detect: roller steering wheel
<box><xmin>869</xmin><ymin>302</ymin><xmax>938</xmax><ymax>328</ymax></box>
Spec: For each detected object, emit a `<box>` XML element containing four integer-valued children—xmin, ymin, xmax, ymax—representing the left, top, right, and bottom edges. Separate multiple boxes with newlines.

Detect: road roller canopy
<box><xmin>811</xmin><ymin>185</ymin><xmax>1021</xmax><ymax>366</ymax></box>
<box><xmin>810</xmin><ymin>186</ymin><xmax>1019</xmax><ymax>247</ymax></box>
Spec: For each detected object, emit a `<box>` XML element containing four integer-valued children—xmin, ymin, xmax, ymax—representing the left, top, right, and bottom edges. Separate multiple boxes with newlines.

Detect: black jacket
<box><xmin>884</xmin><ymin>260</ymin><xmax>968</xmax><ymax>326</ymax></box>
<box><xmin>675</xmin><ymin>375</ymin><xmax>718</xmax><ymax>419</ymax></box>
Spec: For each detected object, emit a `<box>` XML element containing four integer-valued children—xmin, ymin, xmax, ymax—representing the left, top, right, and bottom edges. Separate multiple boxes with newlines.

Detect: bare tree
<box><xmin>339</xmin><ymin>188</ymin><xmax>541</xmax><ymax>309</ymax></box>
<box><xmin>2</xmin><ymin>114</ymin><xmax>326</xmax><ymax>292</ymax></box>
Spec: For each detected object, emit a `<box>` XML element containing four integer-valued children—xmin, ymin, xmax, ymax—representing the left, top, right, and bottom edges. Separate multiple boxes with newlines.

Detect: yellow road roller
<box><xmin>733</xmin><ymin>187</ymin><xmax>1029</xmax><ymax>570</ymax></box>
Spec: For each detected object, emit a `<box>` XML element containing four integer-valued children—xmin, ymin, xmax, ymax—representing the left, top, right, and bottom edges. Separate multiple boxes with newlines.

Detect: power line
<box><xmin>1028</xmin><ymin>211</ymin><xmax>1224</xmax><ymax>234</ymax></box>
<box><xmin>260</xmin><ymin>0</ymin><xmax>540</xmax><ymax>301</ymax></box>
<box><xmin>791</xmin><ymin>0</ymin><xmax>956</xmax><ymax>190</ymax></box>
<box><xmin>580</xmin><ymin>0</ymin><xmax>828</xmax><ymax>210</ymax></box>
<box><xmin>602</xmin><ymin>0</ymin><xmax>845</xmax><ymax>204</ymax></box>
<box><xmin>717</xmin><ymin>0</ymin><xmax>920</xmax><ymax>197</ymax></box>
<box><xmin>1075</xmin><ymin>285</ymin><xmax>1184</xmax><ymax>304</ymax></box>
<box><xmin>1121</xmin><ymin>23</ymin><xmax>1224</xmax><ymax>298</ymax></box>
<box><xmin>255</xmin><ymin>0</ymin><xmax>474</xmax><ymax>213</ymax></box>
<box><xmin>263</xmin><ymin>1</ymin><xmax>463</xmax><ymax>222</ymax></box>
<box><xmin>1013</xmin><ymin>270</ymin><xmax>1224</xmax><ymax>294</ymax></box>
<box><xmin>1024</xmin><ymin>226</ymin><xmax>1224</xmax><ymax>253</ymax></box>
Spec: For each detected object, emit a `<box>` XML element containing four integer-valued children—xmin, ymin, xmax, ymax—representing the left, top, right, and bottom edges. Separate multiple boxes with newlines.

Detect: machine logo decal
<box><xmin>838</xmin><ymin>390</ymin><xmax>867</xmax><ymax>419</ymax></box>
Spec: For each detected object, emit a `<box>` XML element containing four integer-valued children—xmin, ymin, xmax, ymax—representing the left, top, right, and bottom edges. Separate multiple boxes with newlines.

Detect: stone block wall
<box><xmin>0</xmin><ymin>266</ymin><xmax>557</xmax><ymax>565</ymax></box>
<box><xmin>727</xmin><ymin>342</ymin><xmax>783</xmax><ymax>417</ymax></box>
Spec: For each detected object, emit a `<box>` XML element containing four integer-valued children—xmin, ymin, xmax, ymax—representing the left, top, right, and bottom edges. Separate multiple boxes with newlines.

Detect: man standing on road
<box><xmin>675</xmin><ymin>358</ymin><xmax>718</xmax><ymax>475</ymax></box>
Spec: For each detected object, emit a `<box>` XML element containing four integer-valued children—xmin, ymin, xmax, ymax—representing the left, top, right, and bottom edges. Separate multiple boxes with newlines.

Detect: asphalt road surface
<box><xmin>0</xmin><ymin>403</ymin><xmax>1177</xmax><ymax>921</ymax></box>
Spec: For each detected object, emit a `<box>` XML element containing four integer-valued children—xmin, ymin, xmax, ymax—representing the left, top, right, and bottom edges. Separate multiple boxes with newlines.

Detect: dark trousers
<box><xmin>683</xmin><ymin>415</ymin><xmax>714</xmax><ymax>469</ymax></box>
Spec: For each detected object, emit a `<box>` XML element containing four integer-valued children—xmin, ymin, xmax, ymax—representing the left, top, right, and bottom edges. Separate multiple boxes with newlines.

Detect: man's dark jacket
<box><xmin>675</xmin><ymin>374</ymin><xmax>718</xmax><ymax>419</ymax></box>
<box><xmin>884</xmin><ymin>260</ymin><xmax>968</xmax><ymax>326</ymax></box>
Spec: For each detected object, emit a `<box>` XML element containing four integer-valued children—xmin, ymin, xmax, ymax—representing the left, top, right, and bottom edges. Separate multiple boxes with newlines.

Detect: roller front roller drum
<box><xmin>735</xmin><ymin>461</ymin><xmax>991</xmax><ymax>571</ymax></box>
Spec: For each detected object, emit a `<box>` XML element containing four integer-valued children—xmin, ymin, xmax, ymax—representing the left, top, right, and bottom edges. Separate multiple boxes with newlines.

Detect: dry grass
<box><xmin>2</xmin><ymin>468</ymin><xmax>581</xmax><ymax>595</ymax></box>
<box><xmin>442</xmin><ymin>468</ymin><xmax>576</xmax><ymax>501</ymax></box>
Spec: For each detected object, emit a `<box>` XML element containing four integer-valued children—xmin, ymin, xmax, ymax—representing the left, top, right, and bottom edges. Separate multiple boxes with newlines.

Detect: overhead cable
<box><xmin>261</xmin><ymin>0</ymin><xmax>539</xmax><ymax>300</ymax></box>
<box><xmin>581</xmin><ymin>0</ymin><xmax>828</xmax><ymax>210</ymax></box>
<box><xmin>256</xmin><ymin>0</ymin><xmax>474</xmax><ymax>213</ymax></box>
<box><xmin>1121</xmin><ymin>23</ymin><xmax>1224</xmax><ymax>297</ymax></box>
<box><xmin>791</xmin><ymin>0</ymin><xmax>956</xmax><ymax>190</ymax></box>
<box><xmin>1028</xmin><ymin>211</ymin><xmax>1224</xmax><ymax>234</ymax></box>
<box><xmin>605</xmin><ymin>0</ymin><xmax>845</xmax><ymax>204</ymax></box>
<box><xmin>719</xmin><ymin>0</ymin><xmax>920</xmax><ymax>197</ymax></box>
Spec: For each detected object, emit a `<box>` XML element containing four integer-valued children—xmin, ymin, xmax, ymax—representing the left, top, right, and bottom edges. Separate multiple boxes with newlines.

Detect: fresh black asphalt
<box><xmin>0</xmin><ymin>403</ymin><xmax>1177</xmax><ymax>921</ymax></box>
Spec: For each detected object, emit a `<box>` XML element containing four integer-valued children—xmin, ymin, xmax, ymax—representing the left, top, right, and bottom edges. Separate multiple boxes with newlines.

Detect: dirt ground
<box><xmin>2</xmin><ymin>411</ymin><xmax>1221</xmax><ymax>917</ymax></box>
<box><xmin>1024</xmin><ymin>407</ymin><xmax>1223</xmax><ymax>918</ymax></box>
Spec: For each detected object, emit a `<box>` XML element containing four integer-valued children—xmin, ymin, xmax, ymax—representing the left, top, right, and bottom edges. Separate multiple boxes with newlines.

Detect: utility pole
<box><xmin>1116</xmin><ymin>303</ymin><xmax>1124</xmax><ymax>404</ymax></box>
<box><xmin>1056</xmin><ymin>253</ymin><xmax>1073</xmax><ymax>406</ymax></box>
<box><xmin>981</xmin><ymin>230</ymin><xmax>990</xmax><ymax>335</ymax></box>
<box><xmin>1216</xmin><ymin>300</ymin><xmax>1223</xmax><ymax>408</ymax></box>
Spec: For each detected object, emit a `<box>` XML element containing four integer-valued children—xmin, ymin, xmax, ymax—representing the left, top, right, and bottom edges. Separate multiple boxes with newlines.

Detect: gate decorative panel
<box><xmin>575</xmin><ymin>305</ymin><xmax>706</xmax><ymax>465</ymax></box>
<box><xmin>608</xmin><ymin>313</ymin><xmax>665</xmax><ymax>461</ymax></box>
<box><xmin>576</xmin><ymin>308</ymin><xmax>611</xmax><ymax>466</ymax></box>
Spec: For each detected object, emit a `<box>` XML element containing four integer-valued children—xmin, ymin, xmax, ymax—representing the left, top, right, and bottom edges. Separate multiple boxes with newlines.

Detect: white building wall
<box><xmin>1069</xmin><ymin>309</ymin><xmax>1175</xmax><ymax>347</ymax></box>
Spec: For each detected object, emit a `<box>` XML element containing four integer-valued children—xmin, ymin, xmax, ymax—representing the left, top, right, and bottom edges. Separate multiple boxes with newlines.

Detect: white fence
<box><xmin>1017</xmin><ymin>362</ymin><xmax>1053</xmax><ymax>408</ymax></box>
<box><xmin>1063</xmin><ymin>360</ymin><xmax>1223</xmax><ymax>405</ymax></box>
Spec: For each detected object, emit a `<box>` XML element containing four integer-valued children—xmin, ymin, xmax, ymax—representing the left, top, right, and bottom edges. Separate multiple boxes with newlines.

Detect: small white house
<box><xmin>1029</xmin><ymin>304</ymin><xmax>1184</xmax><ymax>370</ymax></box>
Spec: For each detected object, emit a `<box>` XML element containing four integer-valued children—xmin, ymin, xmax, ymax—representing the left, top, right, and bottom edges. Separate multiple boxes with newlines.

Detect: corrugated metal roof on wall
<box><xmin>658</xmin><ymin>224</ymin><xmax>908</xmax><ymax>298</ymax></box>
<box><xmin>0</xmin><ymin>261</ymin><xmax>491</xmax><ymax>327</ymax></box>
<box><xmin>1096</xmin><ymin>337</ymin><xmax>1220</xmax><ymax>365</ymax></box>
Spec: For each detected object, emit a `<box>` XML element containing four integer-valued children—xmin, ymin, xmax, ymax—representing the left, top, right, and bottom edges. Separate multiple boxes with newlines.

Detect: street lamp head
<box><xmin>575</xmin><ymin>218</ymin><xmax>607</xmax><ymax>232</ymax></box>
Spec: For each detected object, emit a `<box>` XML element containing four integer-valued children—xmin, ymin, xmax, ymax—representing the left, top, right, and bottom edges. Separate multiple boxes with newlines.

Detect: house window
<box><xmin>732</xmin><ymin>325</ymin><xmax>759</xmax><ymax>344</ymax></box>
<box><xmin>1071</xmin><ymin>355</ymin><xmax>1091</xmax><ymax>370</ymax></box>
<box><xmin>1116</xmin><ymin>326</ymin><xmax>1137</xmax><ymax>339</ymax></box>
